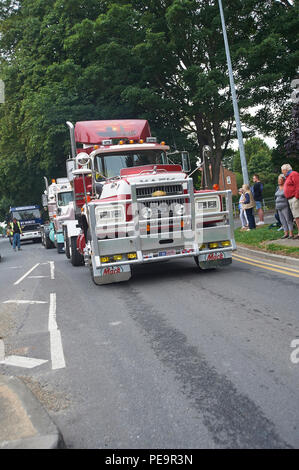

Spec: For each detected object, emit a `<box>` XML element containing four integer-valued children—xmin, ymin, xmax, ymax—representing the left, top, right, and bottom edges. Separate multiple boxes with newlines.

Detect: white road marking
<box><xmin>8</xmin><ymin>266</ymin><xmax>23</xmax><ymax>269</ymax></box>
<box><xmin>109</xmin><ymin>321</ymin><xmax>122</xmax><ymax>326</ymax></box>
<box><xmin>0</xmin><ymin>339</ymin><xmax>48</xmax><ymax>369</ymax></box>
<box><xmin>14</xmin><ymin>263</ymin><xmax>40</xmax><ymax>285</ymax></box>
<box><xmin>48</xmin><ymin>293</ymin><xmax>65</xmax><ymax>370</ymax></box>
<box><xmin>3</xmin><ymin>300</ymin><xmax>47</xmax><ymax>304</ymax></box>
<box><xmin>28</xmin><ymin>275</ymin><xmax>49</xmax><ymax>279</ymax></box>
<box><xmin>49</xmin><ymin>261</ymin><xmax>55</xmax><ymax>280</ymax></box>
<box><xmin>0</xmin><ymin>355</ymin><xmax>48</xmax><ymax>368</ymax></box>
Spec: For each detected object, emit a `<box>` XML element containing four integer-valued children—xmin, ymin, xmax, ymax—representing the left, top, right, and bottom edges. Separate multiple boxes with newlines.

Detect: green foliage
<box><xmin>0</xmin><ymin>0</ymin><xmax>298</xmax><ymax>208</ymax></box>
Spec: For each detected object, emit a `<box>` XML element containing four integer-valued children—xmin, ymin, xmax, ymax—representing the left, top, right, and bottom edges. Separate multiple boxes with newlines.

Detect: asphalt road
<box><xmin>0</xmin><ymin>237</ymin><xmax>299</xmax><ymax>449</ymax></box>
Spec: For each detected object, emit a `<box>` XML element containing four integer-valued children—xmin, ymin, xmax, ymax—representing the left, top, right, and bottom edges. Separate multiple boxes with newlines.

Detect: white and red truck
<box><xmin>41</xmin><ymin>177</ymin><xmax>74</xmax><ymax>253</ymax></box>
<box><xmin>64</xmin><ymin>119</ymin><xmax>236</xmax><ymax>285</ymax></box>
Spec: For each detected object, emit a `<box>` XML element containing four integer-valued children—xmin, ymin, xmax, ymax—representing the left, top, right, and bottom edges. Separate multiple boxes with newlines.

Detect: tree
<box><xmin>0</xmin><ymin>0</ymin><xmax>298</xmax><ymax>214</ymax></box>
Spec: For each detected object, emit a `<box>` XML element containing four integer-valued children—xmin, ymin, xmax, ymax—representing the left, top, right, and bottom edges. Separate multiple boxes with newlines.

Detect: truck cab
<box><xmin>8</xmin><ymin>205</ymin><xmax>42</xmax><ymax>244</ymax></box>
<box><xmin>41</xmin><ymin>178</ymin><xmax>74</xmax><ymax>253</ymax></box>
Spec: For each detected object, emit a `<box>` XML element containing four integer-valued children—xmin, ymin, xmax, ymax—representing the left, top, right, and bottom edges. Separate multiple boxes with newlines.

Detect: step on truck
<box><xmin>41</xmin><ymin>177</ymin><xmax>74</xmax><ymax>253</ymax></box>
<box><xmin>8</xmin><ymin>205</ymin><xmax>42</xmax><ymax>244</ymax></box>
<box><xmin>65</xmin><ymin>119</ymin><xmax>236</xmax><ymax>285</ymax></box>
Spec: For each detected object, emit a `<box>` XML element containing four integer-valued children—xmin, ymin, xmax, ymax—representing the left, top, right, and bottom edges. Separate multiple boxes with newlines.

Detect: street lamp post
<box><xmin>218</xmin><ymin>0</ymin><xmax>249</xmax><ymax>185</ymax></box>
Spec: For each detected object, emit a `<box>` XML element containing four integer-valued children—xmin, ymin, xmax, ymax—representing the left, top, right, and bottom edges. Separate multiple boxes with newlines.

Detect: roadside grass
<box><xmin>234</xmin><ymin>224</ymin><xmax>299</xmax><ymax>258</ymax></box>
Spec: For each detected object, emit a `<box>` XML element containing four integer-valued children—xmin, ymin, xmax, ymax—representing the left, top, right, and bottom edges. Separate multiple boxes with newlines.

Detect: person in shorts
<box><xmin>281</xmin><ymin>163</ymin><xmax>299</xmax><ymax>239</ymax></box>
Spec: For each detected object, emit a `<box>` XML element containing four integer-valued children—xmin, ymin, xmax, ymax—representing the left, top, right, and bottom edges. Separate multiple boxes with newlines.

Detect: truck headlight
<box><xmin>141</xmin><ymin>207</ymin><xmax>152</xmax><ymax>219</ymax></box>
<box><xmin>174</xmin><ymin>203</ymin><xmax>185</xmax><ymax>216</ymax></box>
<box><xmin>195</xmin><ymin>197</ymin><xmax>219</xmax><ymax>214</ymax></box>
<box><xmin>95</xmin><ymin>204</ymin><xmax>125</xmax><ymax>226</ymax></box>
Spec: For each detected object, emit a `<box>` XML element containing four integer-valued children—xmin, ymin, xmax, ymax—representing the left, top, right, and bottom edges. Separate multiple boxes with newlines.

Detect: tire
<box><xmin>57</xmin><ymin>242</ymin><xmax>64</xmax><ymax>254</ymax></box>
<box><xmin>64</xmin><ymin>233</ymin><xmax>70</xmax><ymax>259</ymax></box>
<box><xmin>70</xmin><ymin>236</ymin><xmax>84</xmax><ymax>266</ymax></box>
<box><xmin>45</xmin><ymin>234</ymin><xmax>53</xmax><ymax>249</ymax></box>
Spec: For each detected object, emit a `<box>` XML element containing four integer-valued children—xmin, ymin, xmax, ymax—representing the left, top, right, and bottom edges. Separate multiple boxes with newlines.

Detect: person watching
<box><xmin>281</xmin><ymin>163</ymin><xmax>299</xmax><ymax>239</ymax></box>
<box><xmin>252</xmin><ymin>174</ymin><xmax>264</xmax><ymax>225</ymax></box>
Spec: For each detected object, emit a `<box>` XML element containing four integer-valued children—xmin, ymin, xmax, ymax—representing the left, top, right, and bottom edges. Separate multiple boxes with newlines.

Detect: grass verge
<box><xmin>234</xmin><ymin>225</ymin><xmax>299</xmax><ymax>258</ymax></box>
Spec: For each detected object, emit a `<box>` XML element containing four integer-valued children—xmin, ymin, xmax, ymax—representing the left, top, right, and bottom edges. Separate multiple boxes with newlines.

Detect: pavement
<box><xmin>0</xmin><ymin>374</ymin><xmax>65</xmax><ymax>449</ymax></box>
<box><xmin>0</xmin><ymin>212</ymin><xmax>298</xmax><ymax>449</ymax></box>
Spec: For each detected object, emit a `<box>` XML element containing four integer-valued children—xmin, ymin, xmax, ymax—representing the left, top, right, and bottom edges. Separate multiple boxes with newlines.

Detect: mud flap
<box><xmin>195</xmin><ymin>251</ymin><xmax>232</xmax><ymax>270</ymax></box>
<box><xmin>90</xmin><ymin>257</ymin><xmax>131</xmax><ymax>285</ymax></box>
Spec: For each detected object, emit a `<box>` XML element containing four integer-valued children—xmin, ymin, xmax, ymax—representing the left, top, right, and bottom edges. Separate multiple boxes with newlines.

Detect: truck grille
<box><xmin>136</xmin><ymin>184</ymin><xmax>183</xmax><ymax>198</ymax></box>
<box><xmin>22</xmin><ymin>224</ymin><xmax>40</xmax><ymax>232</ymax></box>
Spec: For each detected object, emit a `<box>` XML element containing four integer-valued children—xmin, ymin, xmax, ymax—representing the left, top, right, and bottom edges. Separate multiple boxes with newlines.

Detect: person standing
<box><xmin>10</xmin><ymin>218</ymin><xmax>22</xmax><ymax>251</ymax></box>
<box><xmin>242</xmin><ymin>184</ymin><xmax>256</xmax><ymax>230</ymax></box>
<box><xmin>238</xmin><ymin>188</ymin><xmax>248</xmax><ymax>230</ymax></box>
<box><xmin>275</xmin><ymin>174</ymin><xmax>294</xmax><ymax>239</ymax></box>
<box><xmin>252</xmin><ymin>174</ymin><xmax>264</xmax><ymax>225</ymax></box>
<box><xmin>281</xmin><ymin>163</ymin><xmax>299</xmax><ymax>239</ymax></box>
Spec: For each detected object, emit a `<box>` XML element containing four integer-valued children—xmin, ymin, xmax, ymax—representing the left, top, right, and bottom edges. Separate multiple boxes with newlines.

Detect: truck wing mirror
<box><xmin>76</xmin><ymin>152</ymin><xmax>91</xmax><ymax>167</ymax></box>
<box><xmin>181</xmin><ymin>151</ymin><xmax>191</xmax><ymax>173</ymax></box>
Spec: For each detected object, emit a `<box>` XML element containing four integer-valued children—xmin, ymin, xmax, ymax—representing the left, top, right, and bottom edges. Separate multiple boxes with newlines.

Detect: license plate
<box><xmin>205</xmin><ymin>251</ymin><xmax>225</xmax><ymax>261</ymax></box>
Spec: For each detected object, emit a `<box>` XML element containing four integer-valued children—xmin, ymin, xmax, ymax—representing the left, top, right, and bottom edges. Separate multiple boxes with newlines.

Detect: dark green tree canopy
<box><xmin>0</xmin><ymin>0</ymin><xmax>298</xmax><ymax>218</ymax></box>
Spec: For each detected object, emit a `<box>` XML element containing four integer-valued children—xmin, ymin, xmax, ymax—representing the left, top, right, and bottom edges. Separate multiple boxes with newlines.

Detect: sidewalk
<box><xmin>0</xmin><ymin>374</ymin><xmax>65</xmax><ymax>449</ymax></box>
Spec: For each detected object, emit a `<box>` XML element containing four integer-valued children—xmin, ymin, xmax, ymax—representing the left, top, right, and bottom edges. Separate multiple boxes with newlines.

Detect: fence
<box><xmin>232</xmin><ymin>197</ymin><xmax>276</xmax><ymax>217</ymax></box>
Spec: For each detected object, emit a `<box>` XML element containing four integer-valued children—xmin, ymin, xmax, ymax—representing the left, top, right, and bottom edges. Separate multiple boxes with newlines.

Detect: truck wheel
<box><xmin>64</xmin><ymin>234</ymin><xmax>70</xmax><ymax>259</ymax></box>
<box><xmin>57</xmin><ymin>242</ymin><xmax>64</xmax><ymax>254</ymax></box>
<box><xmin>45</xmin><ymin>235</ymin><xmax>53</xmax><ymax>249</ymax></box>
<box><xmin>70</xmin><ymin>236</ymin><xmax>84</xmax><ymax>266</ymax></box>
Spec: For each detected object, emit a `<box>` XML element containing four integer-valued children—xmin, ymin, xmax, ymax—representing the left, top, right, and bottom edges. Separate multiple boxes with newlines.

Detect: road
<box><xmin>0</xmin><ymin>237</ymin><xmax>299</xmax><ymax>449</ymax></box>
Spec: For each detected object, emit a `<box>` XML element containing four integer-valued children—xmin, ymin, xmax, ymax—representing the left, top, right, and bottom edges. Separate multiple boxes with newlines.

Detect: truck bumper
<box><xmin>92</xmin><ymin>222</ymin><xmax>235</xmax><ymax>268</ymax></box>
<box><xmin>88</xmin><ymin>187</ymin><xmax>236</xmax><ymax>284</ymax></box>
<box><xmin>20</xmin><ymin>231</ymin><xmax>41</xmax><ymax>242</ymax></box>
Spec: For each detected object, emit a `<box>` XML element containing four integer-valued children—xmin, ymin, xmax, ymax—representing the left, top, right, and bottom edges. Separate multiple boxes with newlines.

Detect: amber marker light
<box><xmin>139</xmin><ymin>139</ymin><xmax>144</xmax><ymax>144</ymax></box>
<box><xmin>213</xmin><ymin>184</ymin><xmax>219</xmax><ymax>190</ymax></box>
<box><xmin>208</xmin><ymin>242</ymin><xmax>219</xmax><ymax>249</ymax></box>
<box><xmin>161</xmin><ymin>141</ymin><xmax>166</xmax><ymax>145</ymax></box>
<box><xmin>94</xmin><ymin>145</ymin><xmax>99</xmax><ymax>150</ymax></box>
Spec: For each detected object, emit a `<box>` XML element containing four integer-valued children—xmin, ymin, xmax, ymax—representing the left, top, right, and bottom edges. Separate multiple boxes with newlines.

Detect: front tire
<box><xmin>64</xmin><ymin>229</ymin><xmax>70</xmax><ymax>259</ymax></box>
<box><xmin>70</xmin><ymin>236</ymin><xmax>84</xmax><ymax>266</ymax></box>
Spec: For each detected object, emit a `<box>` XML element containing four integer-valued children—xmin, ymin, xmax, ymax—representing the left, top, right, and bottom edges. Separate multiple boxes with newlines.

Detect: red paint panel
<box><xmin>75</xmin><ymin>120</ymin><xmax>151</xmax><ymax>144</ymax></box>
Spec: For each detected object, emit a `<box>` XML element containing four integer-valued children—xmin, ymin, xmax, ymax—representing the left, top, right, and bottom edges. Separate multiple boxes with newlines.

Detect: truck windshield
<box><xmin>57</xmin><ymin>191</ymin><xmax>73</xmax><ymax>207</ymax></box>
<box><xmin>12</xmin><ymin>209</ymin><xmax>41</xmax><ymax>220</ymax></box>
<box><xmin>95</xmin><ymin>150</ymin><xmax>166</xmax><ymax>179</ymax></box>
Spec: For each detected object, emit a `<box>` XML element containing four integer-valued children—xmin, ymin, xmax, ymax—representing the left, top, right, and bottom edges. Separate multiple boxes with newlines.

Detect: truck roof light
<box><xmin>94</xmin><ymin>145</ymin><xmax>99</xmax><ymax>150</ymax></box>
<box><xmin>139</xmin><ymin>139</ymin><xmax>144</xmax><ymax>144</ymax></box>
<box><xmin>160</xmin><ymin>141</ymin><xmax>166</xmax><ymax>145</ymax></box>
<box><xmin>129</xmin><ymin>140</ymin><xmax>134</xmax><ymax>144</ymax></box>
<box><xmin>119</xmin><ymin>140</ymin><xmax>124</xmax><ymax>145</ymax></box>
<box><xmin>52</xmin><ymin>179</ymin><xmax>56</xmax><ymax>183</ymax></box>
<box><xmin>213</xmin><ymin>184</ymin><xmax>219</xmax><ymax>190</ymax></box>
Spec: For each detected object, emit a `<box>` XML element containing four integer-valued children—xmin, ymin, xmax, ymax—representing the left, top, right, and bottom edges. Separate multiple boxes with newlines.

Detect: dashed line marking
<box><xmin>49</xmin><ymin>261</ymin><xmax>55</xmax><ymax>280</ymax></box>
<box><xmin>48</xmin><ymin>293</ymin><xmax>65</xmax><ymax>370</ymax></box>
